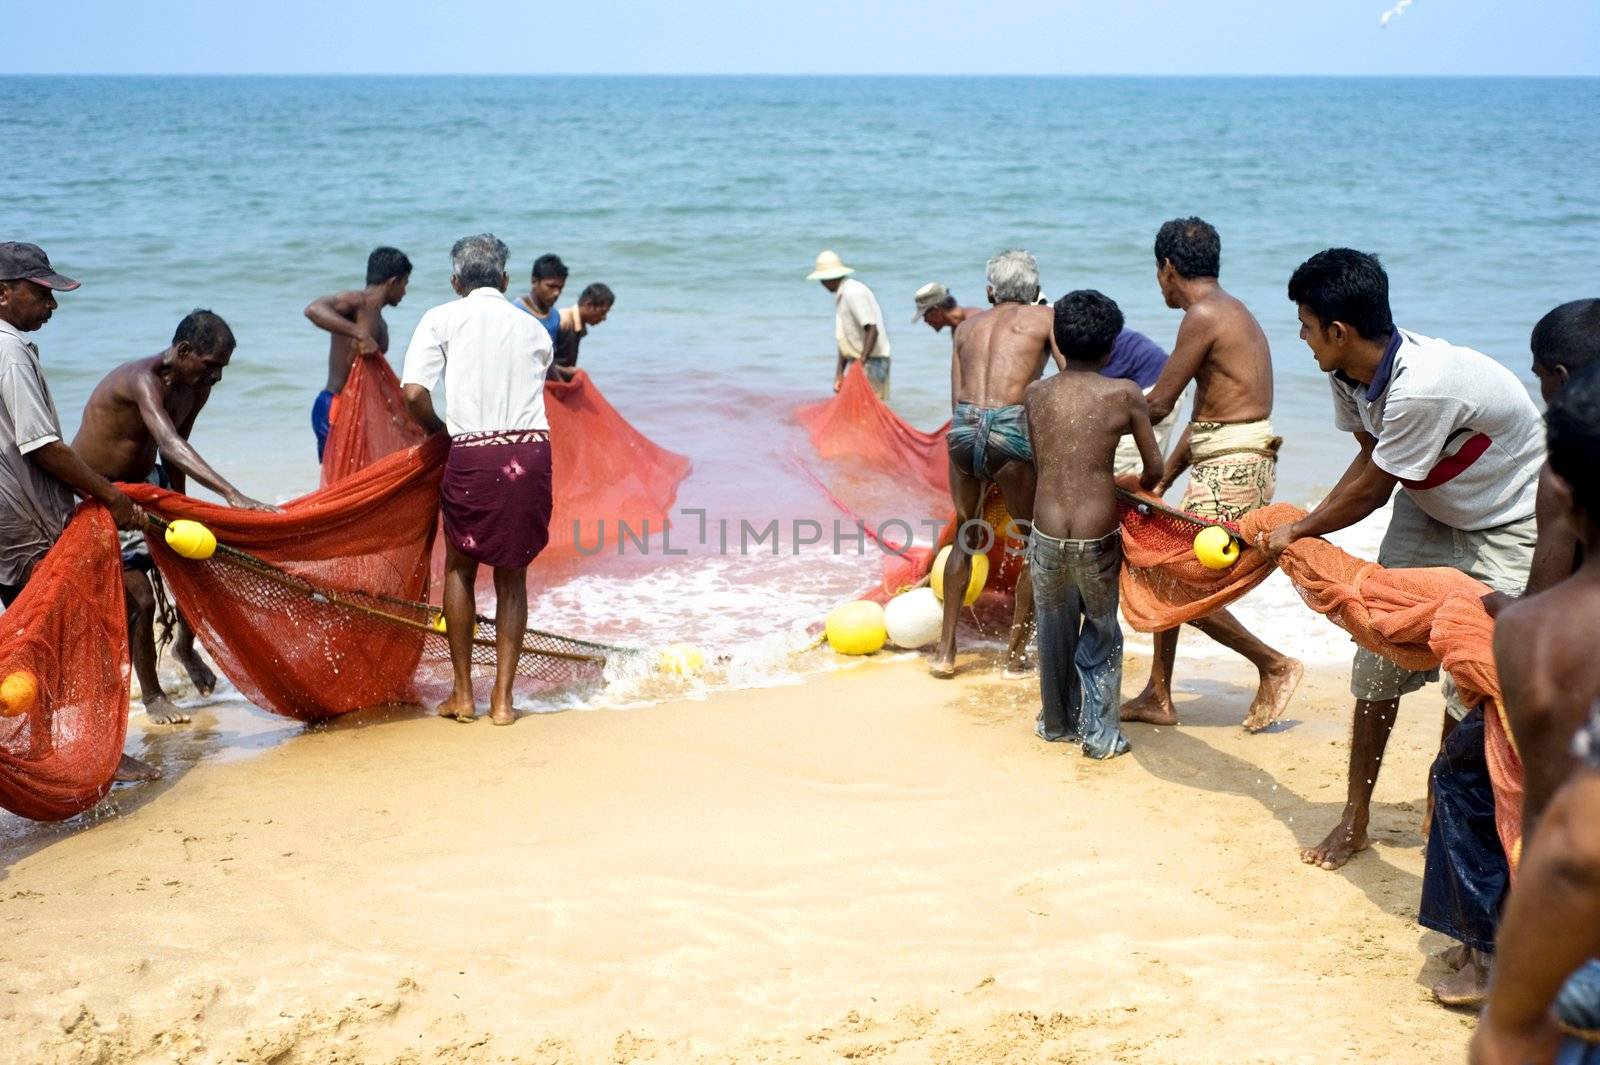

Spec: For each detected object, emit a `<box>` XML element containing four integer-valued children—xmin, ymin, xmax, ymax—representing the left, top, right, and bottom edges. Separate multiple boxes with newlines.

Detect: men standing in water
<box><xmin>74</xmin><ymin>310</ymin><xmax>278</xmax><ymax>726</ymax></box>
<box><xmin>809</xmin><ymin>250</ymin><xmax>892</xmax><ymax>400</ymax></box>
<box><xmin>402</xmin><ymin>234</ymin><xmax>554</xmax><ymax>727</ymax></box>
<box><xmin>516</xmin><ymin>253</ymin><xmax>567</xmax><ymax>349</ymax></box>
<box><xmin>1121</xmin><ymin>217</ymin><xmax>1303</xmax><ymax>732</ymax></box>
<box><xmin>912</xmin><ymin>283</ymin><xmax>980</xmax><ymax>334</ymax></box>
<box><xmin>304</xmin><ymin>246</ymin><xmax>412</xmax><ymax>460</ymax></box>
<box><xmin>550</xmin><ymin>282</ymin><xmax>614</xmax><ymax>381</ymax></box>
<box><xmin>1024</xmin><ymin>290</ymin><xmax>1163</xmax><ymax>758</ymax></box>
<box><xmin>0</xmin><ymin>242</ymin><xmax>156</xmax><ymax>782</ymax></box>
<box><xmin>1264</xmin><ymin>248</ymin><xmax>1543</xmax><ymax>871</ymax></box>
<box><xmin>930</xmin><ymin>250</ymin><xmax>1057</xmax><ymax>679</ymax></box>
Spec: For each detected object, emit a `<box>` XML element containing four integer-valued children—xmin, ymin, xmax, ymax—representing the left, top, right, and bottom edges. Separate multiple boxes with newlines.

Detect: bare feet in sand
<box><xmin>489</xmin><ymin>696</ymin><xmax>516</xmax><ymax>727</ymax></box>
<box><xmin>1120</xmin><ymin>690</ymin><xmax>1178</xmax><ymax>726</ymax></box>
<box><xmin>1432</xmin><ymin>948</ymin><xmax>1491</xmax><ymax>1008</ymax></box>
<box><xmin>174</xmin><ymin>641</ymin><xmax>217</xmax><ymax>696</ymax></box>
<box><xmin>1301</xmin><ymin>816</ymin><xmax>1370</xmax><ymax>870</ymax></box>
<box><xmin>144</xmin><ymin>695</ymin><xmax>190</xmax><ymax>725</ymax></box>
<box><xmin>1243</xmin><ymin>658</ymin><xmax>1302</xmax><ymax>732</ymax></box>
<box><xmin>113</xmin><ymin>754</ymin><xmax>162</xmax><ymax>782</ymax></box>
<box><xmin>436</xmin><ymin>694</ymin><xmax>477</xmax><ymax>723</ymax></box>
<box><xmin>928</xmin><ymin>655</ymin><xmax>956</xmax><ymax>679</ymax></box>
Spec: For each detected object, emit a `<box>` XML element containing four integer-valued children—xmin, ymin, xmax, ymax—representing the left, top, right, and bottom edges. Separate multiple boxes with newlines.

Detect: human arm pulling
<box><xmin>858</xmin><ymin>323</ymin><xmax>879</xmax><ymax>361</ymax></box>
<box><xmin>1262</xmin><ymin>432</ymin><xmax>1393</xmax><ymax>559</ymax></box>
<box><xmin>1156</xmin><ymin>423</ymin><xmax>1192</xmax><ymax>495</ymax></box>
<box><xmin>1127</xmin><ymin>386</ymin><xmax>1164</xmax><ymax>493</ymax></box>
<box><xmin>1469</xmin><ymin>771</ymin><xmax>1600</xmax><ymax>1065</ymax></box>
<box><xmin>402</xmin><ymin>385</ymin><xmax>446</xmax><ymax>437</ymax></box>
<box><xmin>133</xmin><ymin>377</ymin><xmax>276</xmax><ymax>511</ymax></box>
<box><xmin>27</xmin><ymin>442</ymin><xmax>143</xmax><ymax>530</ymax></box>
<box><xmin>304</xmin><ymin>292</ymin><xmax>378</xmax><ymax>357</ymax></box>
<box><xmin>1143</xmin><ymin>311</ymin><xmax>1209</xmax><ymax>424</ymax></box>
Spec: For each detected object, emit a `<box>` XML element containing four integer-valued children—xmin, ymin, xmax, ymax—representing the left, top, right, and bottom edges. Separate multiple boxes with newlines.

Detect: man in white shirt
<box><xmin>1264</xmin><ymin>248</ymin><xmax>1542</xmax><ymax>873</ymax></box>
<box><xmin>401</xmin><ymin>234</ymin><xmax>554</xmax><ymax>727</ymax></box>
<box><xmin>809</xmin><ymin>250</ymin><xmax>892</xmax><ymax>400</ymax></box>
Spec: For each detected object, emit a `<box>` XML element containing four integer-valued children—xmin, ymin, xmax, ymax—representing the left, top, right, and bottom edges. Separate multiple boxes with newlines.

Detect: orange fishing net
<box><xmin>0</xmin><ymin>505</ymin><xmax>128</xmax><ymax>821</ymax></box>
<box><xmin>798</xmin><ymin>362</ymin><xmax>950</xmax><ymax>496</ymax></box>
<box><xmin>323</xmin><ymin>357</ymin><xmax>691</xmax><ymax>555</ymax></box>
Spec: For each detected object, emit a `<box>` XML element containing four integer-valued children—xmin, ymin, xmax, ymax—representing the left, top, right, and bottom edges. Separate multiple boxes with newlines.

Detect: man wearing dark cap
<box><xmin>0</xmin><ymin>242</ymin><xmax>158</xmax><ymax>782</ymax></box>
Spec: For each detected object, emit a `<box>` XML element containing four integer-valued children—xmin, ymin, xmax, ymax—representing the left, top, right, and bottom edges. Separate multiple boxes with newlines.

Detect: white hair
<box><xmin>450</xmin><ymin>233</ymin><xmax>509</xmax><ymax>291</ymax></box>
<box><xmin>986</xmin><ymin>249</ymin><xmax>1040</xmax><ymax>304</ymax></box>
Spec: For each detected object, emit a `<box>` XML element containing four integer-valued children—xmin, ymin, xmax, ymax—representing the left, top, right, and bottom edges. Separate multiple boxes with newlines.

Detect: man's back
<box><xmin>952</xmin><ymin>303</ymin><xmax>1055</xmax><ymax>408</ymax></box>
<box><xmin>1185</xmin><ymin>286</ymin><xmax>1274</xmax><ymax>423</ymax></box>
<box><xmin>1026</xmin><ymin>370</ymin><xmax>1143</xmax><ymax>540</ymax></box>
<box><xmin>401</xmin><ymin>288</ymin><xmax>551</xmax><ymax>437</ymax></box>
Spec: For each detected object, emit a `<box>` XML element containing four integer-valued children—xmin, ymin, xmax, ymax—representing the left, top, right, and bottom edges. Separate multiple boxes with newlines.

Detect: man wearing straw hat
<box><xmin>809</xmin><ymin>251</ymin><xmax>892</xmax><ymax>400</ymax></box>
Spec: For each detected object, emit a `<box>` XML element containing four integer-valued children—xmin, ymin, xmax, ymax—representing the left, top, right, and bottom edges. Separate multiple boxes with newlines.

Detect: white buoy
<box><xmin>883</xmin><ymin>587</ymin><xmax>942</xmax><ymax>649</ymax></box>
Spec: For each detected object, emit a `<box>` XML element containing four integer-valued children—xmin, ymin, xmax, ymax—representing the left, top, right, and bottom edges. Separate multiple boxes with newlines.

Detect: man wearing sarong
<box><xmin>930</xmin><ymin>250</ymin><xmax>1058</xmax><ymax>678</ymax></box>
<box><xmin>810</xmin><ymin>250</ymin><xmax>892</xmax><ymax>400</ymax></box>
<box><xmin>402</xmin><ymin>234</ymin><xmax>554</xmax><ymax>727</ymax></box>
<box><xmin>1122</xmin><ymin>217</ymin><xmax>1303</xmax><ymax>732</ymax></box>
<box><xmin>1265</xmin><ymin>248</ymin><xmax>1543</xmax><ymax>874</ymax></box>
<box><xmin>0</xmin><ymin>242</ymin><xmax>156</xmax><ymax>782</ymax></box>
<box><xmin>74</xmin><ymin>309</ymin><xmax>278</xmax><ymax>726</ymax></box>
<box><xmin>304</xmin><ymin>246</ymin><xmax>412</xmax><ymax>461</ymax></box>
<box><xmin>1425</xmin><ymin>301</ymin><xmax>1600</xmax><ymax>1008</ymax></box>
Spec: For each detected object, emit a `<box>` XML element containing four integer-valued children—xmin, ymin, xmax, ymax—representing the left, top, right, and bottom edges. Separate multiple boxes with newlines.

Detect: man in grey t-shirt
<box><xmin>0</xmin><ymin>242</ymin><xmax>157</xmax><ymax>783</ymax></box>
<box><xmin>1264</xmin><ymin>249</ymin><xmax>1541</xmax><ymax>877</ymax></box>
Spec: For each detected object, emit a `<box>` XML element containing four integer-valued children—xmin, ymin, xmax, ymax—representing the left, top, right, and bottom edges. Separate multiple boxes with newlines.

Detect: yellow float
<box><xmin>930</xmin><ymin>545</ymin><xmax>989</xmax><ymax>606</ymax></box>
<box><xmin>164</xmin><ymin>518</ymin><xmax>217</xmax><ymax>561</ymax></box>
<box><xmin>657</xmin><ymin>642</ymin><xmax>706</xmax><ymax>675</ymax></box>
<box><xmin>825</xmin><ymin>600</ymin><xmax>887</xmax><ymax>656</ymax></box>
<box><xmin>0</xmin><ymin>669</ymin><xmax>39</xmax><ymax>717</ymax></box>
<box><xmin>1193</xmin><ymin>525</ymin><xmax>1241</xmax><ymax>570</ymax></box>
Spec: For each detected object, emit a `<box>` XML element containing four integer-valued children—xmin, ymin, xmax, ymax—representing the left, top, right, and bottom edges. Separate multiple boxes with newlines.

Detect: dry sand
<box><xmin>0</xmin><ymin>651</ymin><xmax>1473</xmax><ymax>1064</ymax></box>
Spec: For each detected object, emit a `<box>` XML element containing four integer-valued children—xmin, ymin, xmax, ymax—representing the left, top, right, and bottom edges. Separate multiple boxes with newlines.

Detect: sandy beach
<box><xmin>1</xmin><ymin>650</ymin><xmax>1470</xmax><ymax>1064</ymax></box>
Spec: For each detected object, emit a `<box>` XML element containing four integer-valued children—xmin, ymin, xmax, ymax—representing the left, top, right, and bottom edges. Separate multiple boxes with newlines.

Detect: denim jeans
<box><xmin>1028</xmin><ymin>528</ymin><xmax>1130</xmax><ymax>760</ymax></box>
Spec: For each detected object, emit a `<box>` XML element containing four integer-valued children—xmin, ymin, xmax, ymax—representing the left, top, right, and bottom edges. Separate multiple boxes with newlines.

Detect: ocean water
<box><xmin>3</xmin><ymin>75</ymin><xmax>1598</xmax><ymax>673</ymax></box>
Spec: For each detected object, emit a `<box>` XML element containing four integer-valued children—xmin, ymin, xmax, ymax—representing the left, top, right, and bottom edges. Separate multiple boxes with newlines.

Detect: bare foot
<box><xmin>144</xmin><ymin>695</ymin><xmax>190</xmax><ymax>725</ymax></box>
<box><xmin>489</xmin><ymin>698</ymin><xmax>516</xmax><ymax>727</ymax></box>
<box><xmin>1438</xmin><ymin>943</ymin><xmax>1471</xmax><ymax>971</ymax></box>
<box><xmin>1120</xmin><ymin>690</ymin><xmax>1177</xmax><ymax>726</ymax></box>
<box><xmin>435</xmin><ymin>694</ymin><xmax>477</xmax><ymax>723</ymax></box>
<box><xmin>1003</xmin><ymin>651</ymin><xmax>1035</xmax><ymax>678</ymax></box>
<box><xmin>1243</xmin><ymin>658</ymin><xmax>1303</xmax><ymax>732</ymax></box>
<box><xmin>928</xmin><ymin>655</ymin><xmax>956</xmax><ymax>679</ymax></box>
<box><xmin>1432</xmin><ymin>949</ymin><xmax>1491</xmax><ymax>1008</ymax></box>
<box><xmin>1300</xmin><ymin>818</ymin><xmax>1371</xmax><ymax>870</ymax></box>
<box><xmin>113</xmin><ymin>754</ymin><xmax>162</xmax><ymax>782</ymax></box>
<box><xmin>175</xmin><ymin>643</ymin><xmax>217</xmax><ymax>696</ymax></box>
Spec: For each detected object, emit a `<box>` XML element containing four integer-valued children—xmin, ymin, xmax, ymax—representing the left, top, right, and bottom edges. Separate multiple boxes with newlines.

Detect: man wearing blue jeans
<box><xmin>1023</xmin><ymin>290</ymin><xmax>1163</xmax><ymax>759</ymax></box>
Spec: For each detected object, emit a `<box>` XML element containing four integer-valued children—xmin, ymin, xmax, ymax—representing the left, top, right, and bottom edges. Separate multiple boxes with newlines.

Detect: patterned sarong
<box><xmin>1180</xmin><ymin>418</ymin><xmax>1281</xmax><ymax>522</ymax></box>
<box><xmin>441</xmin><ymin>430</ymin><xmax>553</xmax><ymax>569</ymax></box>
<box><xmin>947</xmin><ymin>402</ymin><xmax>1032</xmax><ymax>482</ymax></box>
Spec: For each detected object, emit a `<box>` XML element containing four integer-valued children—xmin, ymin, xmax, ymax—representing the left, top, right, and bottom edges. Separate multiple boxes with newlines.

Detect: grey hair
<box><xmin>986</xmin><ymin>249</ymin><xmax>1040</xmax><ymax>304</ymax></box>
<box><xmin>450</xmin><ymin>233</ymin><xmax>509</xmax><ymax>292</ymax></box>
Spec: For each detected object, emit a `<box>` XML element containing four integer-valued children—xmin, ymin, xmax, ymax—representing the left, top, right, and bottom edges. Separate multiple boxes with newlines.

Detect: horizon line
<box><xmin>5</xmin><ymin>71</ymin><xmax>1599</xmax><ymax>79</ymax></box>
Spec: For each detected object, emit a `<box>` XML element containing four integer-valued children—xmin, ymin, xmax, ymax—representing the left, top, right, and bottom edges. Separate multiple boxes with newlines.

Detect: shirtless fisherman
<box><xmin>1121</xmin><ymin>216</ymin><xmax>1303</xmax><ymax>732</ymax></box>
<box><xmin>305</xmin><ymin>246</ymin><xmax>412</xmax><ymax>460</ymax></box>
<box><xmin>929</xmin><ymin>250</ymin><xmax>1058</xmax><ymax>678</ymax></box>
<box><xmin>74</xmin><ymin>310</ymin><xmax>277</xmax><ymax>725</ymax></box>
<box><xmin>1024</xmin><ymin>290</ymin><xmax>1163</xmax><ymax>759</ymax></box>
<box><xmin>912</xmin><ymin>282</ymin><xmax>982</xmax><ymax>334</ymax></box>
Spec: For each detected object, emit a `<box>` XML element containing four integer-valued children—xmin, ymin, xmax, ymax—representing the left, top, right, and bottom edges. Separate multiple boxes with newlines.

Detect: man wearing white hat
<box><xmin>809</xmin><ymin>251</ymin><xmax>891</xmax><ymax>400</ymax></box>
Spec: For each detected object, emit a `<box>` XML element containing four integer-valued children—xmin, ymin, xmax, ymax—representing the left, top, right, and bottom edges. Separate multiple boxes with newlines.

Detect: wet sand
<box><xmin>0</xmin><ymin>651</ymin><xmax>1471</xmax><ymax>1063</ymax></box>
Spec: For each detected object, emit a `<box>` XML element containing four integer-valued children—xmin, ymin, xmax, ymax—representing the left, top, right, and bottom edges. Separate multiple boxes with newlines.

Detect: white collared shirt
<box><xmin>0</xmin><ymin>319</ymin><xmax>75</xmax><ymax>583</ymax></box>
<box><xmin>400</xmin><ymin>286</ymin><xmax>553</xmax><ymax>437</ymax></box>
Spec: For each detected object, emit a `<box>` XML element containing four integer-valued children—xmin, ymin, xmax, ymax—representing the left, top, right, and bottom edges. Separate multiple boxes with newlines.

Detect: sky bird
<box><xmin>1380</xmin><ymin>0</ymin><xmax>1415</xmax><ymax>27</ymax></box>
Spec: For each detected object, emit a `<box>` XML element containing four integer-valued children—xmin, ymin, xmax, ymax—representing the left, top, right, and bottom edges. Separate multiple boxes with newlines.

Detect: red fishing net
<box><xmin>798</xmin><ymin>362</ymin><xmax>950</xmax><ymax>496</ymax></box>
<box><xmin>0</xmin><ymin>505</ymin><xmax>128</xmax><ymax>821</ymax></box>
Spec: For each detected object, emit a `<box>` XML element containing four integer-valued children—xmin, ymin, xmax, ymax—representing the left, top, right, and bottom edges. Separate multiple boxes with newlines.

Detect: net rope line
<box><xmin>144</xmin><ymin>515</ymin><xmax>631</xmax><ymax>673</ymax></box>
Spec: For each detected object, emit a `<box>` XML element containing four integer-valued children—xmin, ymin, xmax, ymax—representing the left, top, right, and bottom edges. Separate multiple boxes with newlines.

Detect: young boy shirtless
<box><xmin>1024</xmin><ymin>290</ymin><xmax>1163</xmax><ymax>759</ymax></box>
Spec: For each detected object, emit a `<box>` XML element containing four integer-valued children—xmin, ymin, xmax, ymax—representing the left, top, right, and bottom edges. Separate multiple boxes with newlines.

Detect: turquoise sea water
<box><xmin>3</xmin><ymin>75</ymin><xmax>1598</xmax><ymax>652</ymax></box>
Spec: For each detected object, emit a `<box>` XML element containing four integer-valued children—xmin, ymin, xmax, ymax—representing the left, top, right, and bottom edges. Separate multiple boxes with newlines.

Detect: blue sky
<box><xmin>13</xmin><ymin>0</ymin><xmax>1600</xmax><ymax>76</ymax></box>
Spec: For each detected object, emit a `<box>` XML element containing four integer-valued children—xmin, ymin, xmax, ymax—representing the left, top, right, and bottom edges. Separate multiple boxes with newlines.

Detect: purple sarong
<box><xmin>441</xmin><ymin>430</ymin><xmax>553</xmax><ymax>569</ymax></box>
